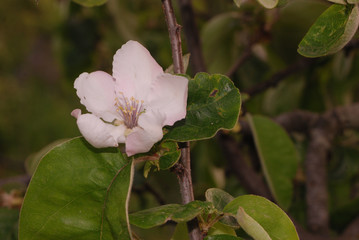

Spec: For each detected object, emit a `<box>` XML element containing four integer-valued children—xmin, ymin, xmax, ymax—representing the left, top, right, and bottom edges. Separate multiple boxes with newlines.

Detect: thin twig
<box><xmin>161</xmin><ymin>1</ymin><xmax>201</xmax><ymax>239</ymax></box>
<box><xmin>162</xmin><ymin>0</ymin><xmax>184</xmax><ymax>74</ymax></box>
<box><xmin>226</xmin><ymin>47</ymin><xmax>253</xmax><ymax>78</ymax></box>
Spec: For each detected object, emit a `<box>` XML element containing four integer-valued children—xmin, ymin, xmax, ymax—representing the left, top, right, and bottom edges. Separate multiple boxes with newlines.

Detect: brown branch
<box><xmin>132</xmin><ymin>182</ymin><xmax>166</xmax><ymax>205</ymax></box>
<box><xmin>244</xmin><ymin>58</ymin><xmax>313</xmax><ymax>96</ymax></box>
<box><xmin>162</xmin><ymin>0</ymin><xmax>184</xmax><ymax>74</ymax></box>
<box><xmin>226</xmin><ymin>47</ymin><xmax>253</xmax><ymax>78</ymax></box>
<box><xmin>161</xmin><ymin>1</ymin><xmax>201</xmax><ymax>239</ymax></box>
<box><xmin>222</xmin><ymin>104</ymin><xmax>359</xmax><ymax>239</ymax></box>
<box><xmin>176</xmin><ymin>0</ymin><xmax>206</xmax><ymax>73</ymax></box>
<box><xmin>217</xmin><ymin>132</ymin><xmax>272</xmax><ymax>199</ymax></box>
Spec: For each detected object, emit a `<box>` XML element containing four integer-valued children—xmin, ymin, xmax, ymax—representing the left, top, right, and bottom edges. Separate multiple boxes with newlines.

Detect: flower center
<box><xmin>115</xmin><ymin>92</ymin><xmax>145</xmax><ymax>129</ymax></box>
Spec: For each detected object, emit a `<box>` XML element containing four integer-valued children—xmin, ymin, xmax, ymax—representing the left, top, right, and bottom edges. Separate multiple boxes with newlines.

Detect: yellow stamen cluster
<box><xmin>115</xmin><ymin>92</ymin><xmax>145</xmax><ymax>129</ymax></box>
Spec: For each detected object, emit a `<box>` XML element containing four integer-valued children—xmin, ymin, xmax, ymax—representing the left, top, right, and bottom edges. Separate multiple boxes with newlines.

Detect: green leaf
<box><xmin>207</xmin><ymin>222</ymin><xmax>237</xmax><ymax>236</ymax></box>
<box><xmin>247</xmin><ymin>115</ymin><xmax>298</xmax><ymax>210</ymax></box>
<box><xmin>256</xmin><ymin>0</ymin><xmax>278</xmax><ymax>9</ymax></box>
<box><xmin>205</xmin><ymin>188</ymin><xmax>238</xmax><ymax>228</ymax></box>
<box><xmin>0</xmin><ymin>208</ymin><xmax>18</xmax><ymax>240</ymax></box>
<box><xmin>165</xmin><ymin>73</ymin><xmax>241</xmax><ymax>142</ymax></box>
<box><xmin>236</xmin><ymin>207</ymin><xmax>271</xmax><ymax>240</ymax></box>
<box><xmin>205</xmin><ymin>234</ymin><xmax>244</xmax><ymax>240</ymax></box>
<box><xmin>25</xmin><ymin>139</ymin><xmax>68</xmax><ymax>176</ymax></box>
<box><xmin>223</xmin><ymin>195</ymin><xmax>299</xmax><ymax>240</ymax></box>
<box><xmin>171</xmin><ymin>222</ymin><xmax>189</xmax><ymax>240</ymax></box>
<box><xmin>129</xmin><ymin>201</ymin><xmax>213</xmax><ymax>229</ymax></box>
<box><xmin>159</xmin><ymin>141</ymin><xmax>181</xmax><ymax>170</ymax></box>
<box><xmin>205</xmin><ymin>188</ymin><xmax>234</xmax><ymax>211</ymax></box>
<box><xmin>72</xmin><ymin>0</ymin><xmax>107</xmax><ymax>7</ymax></box>
<box><xmin>298</xmin><ymin>4</ymin><xmax>359</xmax><ymax>57</ymax></box>
<box><xmin>19</xmin><ymin>137</ymin><xmax>134</xmax><ymax>240</ymax></box>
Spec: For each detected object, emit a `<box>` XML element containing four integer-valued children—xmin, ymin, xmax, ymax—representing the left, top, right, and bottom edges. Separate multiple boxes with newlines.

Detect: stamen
<box><xmin>115</xmin><ymin>92</ymin><xmax>145</xmax><ymax>129</ymax></box>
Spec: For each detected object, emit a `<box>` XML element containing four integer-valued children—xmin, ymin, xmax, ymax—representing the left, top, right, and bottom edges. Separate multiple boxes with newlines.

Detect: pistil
<box><xmin>115</xmin><ymin>92</ymin><xmax>145</xmax><ymax>129</ymax></box>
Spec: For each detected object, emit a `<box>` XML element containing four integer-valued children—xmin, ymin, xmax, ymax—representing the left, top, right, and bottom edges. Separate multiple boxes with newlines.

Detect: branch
<box><xmin>217</xmin><ymin>132</ymin><xmax>272</xmax><ymax>199</ymax></box>
<box><xmin>244</xmin><ymin>58</ymin><xmax>313</xmax><ymax>96</ymax></box>
<box><xmin>226</xmin><ymin>47</ymin><xmax>253</xmax><ymax>78</ymax></box>
<box><xmin>161</xmin><ymin>1</ymin><xmax>201</xmax><ymax>239</ymax></box>
<box><xmin>162</xmin><ymin>0</ymin><xmax>184</xmax><ymax>74</ymax></box>
<box><xmin>222</xmin><ymin>103</ymin><xmax>359</xmax><ymax>238</ymax></box>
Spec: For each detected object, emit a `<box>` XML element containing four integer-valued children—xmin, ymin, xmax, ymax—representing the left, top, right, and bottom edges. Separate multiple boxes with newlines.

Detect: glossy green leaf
<box><xmin>165</xmin><ymin>73</ymin><xmax>241</xmax><ymax>142</ymax></box>
<box><xmin>19</xmin><ymin>137</ymin><xmax>134</xmax><ymax>240</ymax></box>
<box><xmin>247</xmin><ymin>115</ymin><xmax>298</xmax><ymax>210</ymax></box>
<box><xmin>236</xmin><ymin>207</ymin><xmax>271</xmax><ymax>240</ymax></box>
<box><xmin>205</xmin><ymin>234</ymin><xmax>244</xmax><ymax>240</ymax></box>
<box><xmin>298</xmin><ymin>4</ymin><xmax>359</xmax><ymax>57</ymax></box>
<box><xmin>129</xmin><ymin>201</ymin><xmax>213</xmax><ymax>229</ymax></box>
<box><xmin>256</xmin><ymin>0</ymin><xmax>278</xmax><ymax>9</ymax></box>
<box><xmin>159</xmin><ymin>141</ymin><xmax>181</xmax><ymax>170</ymax></box>
<box><xmin>72</xmin><ymin>0</ymin><xmax>107</xmax><ymax>7</ymax></box>
<box><xmin>223</xmin><ymin>195</ymin><xmax>299</xmax><ymax>240</ymax></box>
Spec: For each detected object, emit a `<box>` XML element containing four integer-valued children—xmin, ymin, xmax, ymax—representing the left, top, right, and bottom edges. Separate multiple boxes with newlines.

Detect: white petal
<box><xmin>77</xmin><ymin>113</ymin><xmax>124</xmax><ymax>148</ymax></box>
<box><xmin>112</xmin><ymin>41</ymin><xmax>163</xmax><ymax>100</ymax></box>
<box><xmin>74</xmin><ymin>71</ymin><xmax>118</xmax><ymax>122</ymax></box>
<box><xmin>71</xmin><ymin>109</ymin><xmax>81</xmax><ymax>119</ymax></box>
<box><xmin>148</xmin><ymin>73</ymin><xmax>188</xmax><ymax>126</ymax></box>
<box><xmin>125</xmin><ymin>109</ymin><xmax>165</xmax><ymax>156</ymax></box>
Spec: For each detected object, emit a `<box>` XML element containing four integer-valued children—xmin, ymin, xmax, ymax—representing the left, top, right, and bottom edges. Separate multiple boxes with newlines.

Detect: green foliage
<box><xmin>25</xmin><ymin>139</ymin><xmax>69</xmax><ymax>175</ymax></box>
<box><xmin>247</xmin><ymin>114</ymin><xmax>299</xmax><ymax>210</ymax></box>
<box><xmin>223</xmin><ymin>195</ymin><xmax>299</xmax><ymax>240</ymax></box>
<box><xmin>129</xmin><ymin>201</ymin><xmax>213</xmax><ymax>229</ymax></box>
<box><xmin>19</xmin><ymin>138</ymin><xmax>133</xmax><ymax>240</ymax></box>
<box><xmin>205</xmin><ymin>188</ymin><xmax>238</xmax><ymax>228</ymax></box>
<box><xmin>298</xmin><ymin>4</ymin><xmax>359</xmax><ymax>57</ymax></box>
<box><xmin>165</xmin><ymin>73</ymin><xmax>241</xmax><ymax>142</ymax></box>
<box><xmin>72</xmin><ymin>0</ymin><xmax>108</xmax><ymax>7</ymax></box>
<box><xmin>235</xmin><ymin>207</ymin><xmax>271</xmax><ymax>240</ymax></box>
<box><xmin>131</xmin><ymin>190</ymin><xmax>298</xmax><ymax>239</ymax></box>
<box><xmin>158</xmin><ymin>141</ymin><xmax>181</xmax><ymax>170</ymax></box>
<box><xmin>171</xmin><ymin>222</ymin><xmax>189</xmax><ymax>240</ymax></box>
<box><xmin>205</xmin><ymin>188</ymin><xmax>234</xmax><ymax>211</ymax></box>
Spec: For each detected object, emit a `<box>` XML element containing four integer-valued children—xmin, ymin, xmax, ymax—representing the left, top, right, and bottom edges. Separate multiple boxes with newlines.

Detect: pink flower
<box><xmin>71</xmin><ymin>41</ymin><xmax>188</xmax><ymax>156</ymax></box>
